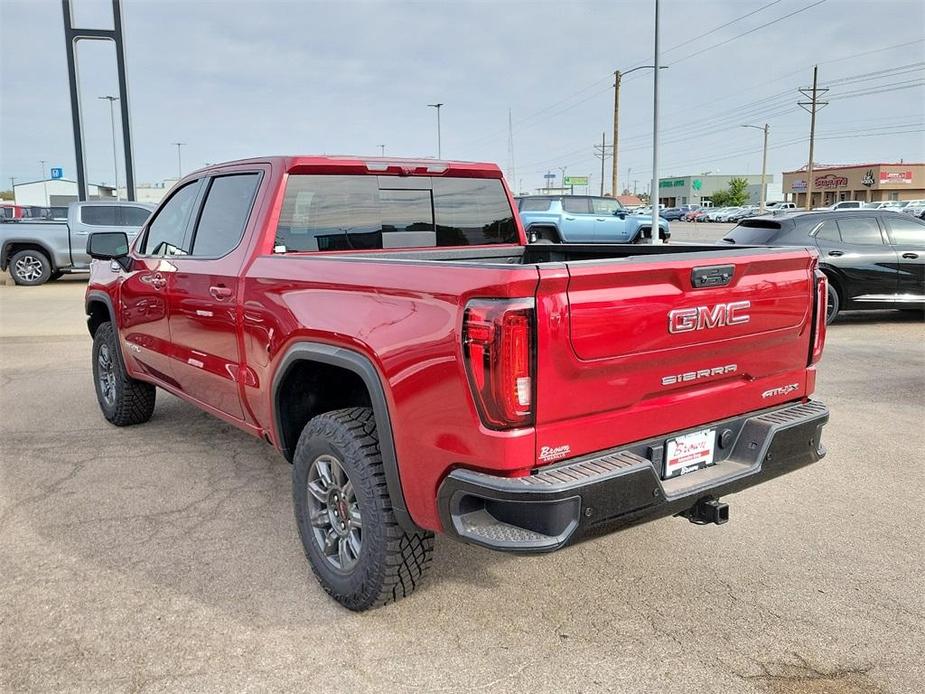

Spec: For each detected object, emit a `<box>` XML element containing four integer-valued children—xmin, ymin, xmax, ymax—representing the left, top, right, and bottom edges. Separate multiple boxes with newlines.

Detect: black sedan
<box><xmin>723</xmin><ymin>210</ymin><xmax>925</xmax><ymax>323</ymax></box>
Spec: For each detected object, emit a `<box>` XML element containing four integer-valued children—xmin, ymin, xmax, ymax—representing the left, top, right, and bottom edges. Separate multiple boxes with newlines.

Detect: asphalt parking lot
<box><xmin>1</xmin><ymin>238</ymin><xmax>923</xmax><ymax>693</ymax></box>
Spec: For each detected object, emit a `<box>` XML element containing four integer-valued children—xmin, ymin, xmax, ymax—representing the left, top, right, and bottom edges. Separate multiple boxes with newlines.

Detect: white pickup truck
<box><xmin>0</xmin><ymin>200</ymin><xmax>154</xmax><ymax>285</ymax></box>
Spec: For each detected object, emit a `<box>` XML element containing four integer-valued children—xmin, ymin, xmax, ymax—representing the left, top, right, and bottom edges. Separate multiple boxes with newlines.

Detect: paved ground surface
<box><xmin>1</xmin><ymin>245</ymin><xmax>923</xmax><ymax>693</ymax></box>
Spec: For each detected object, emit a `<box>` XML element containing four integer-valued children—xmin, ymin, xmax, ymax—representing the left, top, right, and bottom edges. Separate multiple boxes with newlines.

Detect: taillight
<box><xmin>810</xmin><ymin>270</ymin><xmax>827</xmax><ymax>365</ymax></box>
<box><xmin>463</xmin><ymin>299</ymin><xmax>535</xmax><ymax>429</ymax></box>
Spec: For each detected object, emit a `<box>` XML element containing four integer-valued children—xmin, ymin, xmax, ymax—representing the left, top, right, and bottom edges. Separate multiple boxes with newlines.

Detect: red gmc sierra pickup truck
<box><xmin>84</xmin><ymin>156</ymin><xmax>829</xmax><ymax>611</ymax></box>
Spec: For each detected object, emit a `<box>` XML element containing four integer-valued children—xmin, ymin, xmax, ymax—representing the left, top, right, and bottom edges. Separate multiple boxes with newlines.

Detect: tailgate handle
<box><xmin>691</xmin><ymin>265</ymin><xmax>735</xmax><ymax>289</ymax></box>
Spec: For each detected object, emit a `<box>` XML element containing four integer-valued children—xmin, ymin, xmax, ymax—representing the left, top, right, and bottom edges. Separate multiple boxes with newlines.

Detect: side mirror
<box><xmin>614</xmin><ymin>210</ymin><xmax>627</xmax><ymax>219</ymax></box>
<box><xmin>87</xmin><ymin>231</ymin><xmax>131</xmax><ymax>270</ymax></box>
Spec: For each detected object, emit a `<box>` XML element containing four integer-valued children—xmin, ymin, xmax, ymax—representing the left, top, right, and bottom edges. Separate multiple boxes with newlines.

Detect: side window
<box><xmin>836</xmin><ymin>217</ymin><xmax>884</xmax><ymax>246</ymax></box>
<box><xmin>121</xmin><ymin>206</ymin><xmax>152</xmax><ymax>227</ymax></box>
<box><xmin>814</xmin><ymin>220</ymin><xmax>840</xmax><ymax>243</ymax></box>
<box><xmin>81</xmin><ymin>205</ymin><xmax>119</xmax><ymax>226</ymax></box>
<box><xmin>886</xmin><ymin>216</ymin><xmax>925</xmax><ymax>245</ymax></box>
<box><xmin>142</xmin><ymin>181</ymin><xmax>200</xmax><ymax>256</ymax></box>
<box><xmin>591</xmin><ymin>198</ymin><xmax>623</xmax><ymax>215</ymax></box>
<box><xmin>520</xmin><ymin>197</ymin><xmax>552</xmax><ymax>212</ymax></box>
<box><xmin>190</xmin><ymin>174</ymin><xmax>261</xmax><ymax>257</ymax></box>
<box><xmin>562</xmin><ymin>197</ymin><xmax>591</xmax><ymax>214</ymax></box>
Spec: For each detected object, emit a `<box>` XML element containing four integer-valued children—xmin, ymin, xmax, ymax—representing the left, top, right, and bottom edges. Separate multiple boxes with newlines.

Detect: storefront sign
<box><xmin>880</xmin><ymin>170</ymin><xmax>912</xmax><ymax>184</ymax></box>
<box><xmin>814</xmin><ymin>174</ymin><xmax>848</xmax><ymax>189</ymax></box>
<box><xmin>791</xmin><ymin>179</ymin><xmax>807</xmax><ymax>192</ymax></box>
<box><xmin>861</xmin><ymin>169</ymin><xmax>875</xmax><ymax>187</ymax></box>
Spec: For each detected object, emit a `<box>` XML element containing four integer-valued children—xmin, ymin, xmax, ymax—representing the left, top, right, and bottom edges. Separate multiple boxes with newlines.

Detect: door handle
<box><xmin>827</xmin><ymin>250</ymin><xmax>845</xmax><ymax>257</ymax></box>
<box><xmin>141</xmin><ymin>273</ymin><xmax>167</xmax><ymax>289</ymax></box>
<box><xmin>902</xmin><ymin>252</ymin><xmax>919</xmax><ymax>259</ymax></box>
<box><xmin>564</xmin><ymin>216</ymin><xmax>576</xmax><ymax>221</ymax></box>
<box><xmin>209</xmin><ymin>285</ymin><xmax>233</xmax><ymax>300</ymax></box>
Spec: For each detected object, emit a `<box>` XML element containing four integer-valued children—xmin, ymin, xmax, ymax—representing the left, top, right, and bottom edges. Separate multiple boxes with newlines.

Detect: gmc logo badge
<box><xmin>668</xmin><ymin>301</ymin><xmax>751</xmax><ymax>334</ymax></box>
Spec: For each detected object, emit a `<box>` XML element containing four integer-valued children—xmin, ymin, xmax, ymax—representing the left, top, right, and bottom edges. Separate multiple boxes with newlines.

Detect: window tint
<box><xmin>276</xmin><ymin>175</ymin><xmax>516</xmax><ymax>252</ymax></box>
<box><xmin>190</xmin><ymin>174</ymin><xmax>260</xmax><ymax>257</ymax></box>
<box><xmin>561</xmin><ymin>197</ymin><xmax>591</xmax><ymax>214</ymax></box>
<box><xmin>81</xmin><ymin>205</ymin><xmax>119</xmax><ymax>226</ymax></box>
<box><xmin>723</xmin><ymin>220</ymin><xmax>782</xmax><ymax>244</ymax></box>
<box><xmin>142</xmin><ymin>181</ymin><xmax>199</xmax><ymax>256</ymax></box>
<box><xmin>121</xmin><ymin>206</ymin><xmax>151</xmax><ymax>226</ymax></box>
<box><xmin>887</xmin><ymin>216</ymin><xmax>925</xmax><ymax>245</ymax></box>
<box><xmin>519</xmin><ymin>197</ymin><xmax>552</xmax><ymax>212</ymax></box>
<box><xmin>814</xmin><ymin>220</ymin><xmax>840</xmax><ymax>242</ymax></box>
<box><xmin>591</xmin><ymin>198</ymin><xmax>624</xmax><ymax>215</ymax></box>
<box><xmin>836</xmin><ymin>217</ymin><xmax>884</xmax><ymax>245</ymax></box>
<box><xmin>432</xmin><ymin>177</ymin><xmax>516</xmax><ymax>247</ymax></box>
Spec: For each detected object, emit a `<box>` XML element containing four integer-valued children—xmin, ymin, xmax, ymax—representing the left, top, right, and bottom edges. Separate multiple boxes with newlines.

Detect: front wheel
<box><xmin>292</xmin><ymin>407</ymin><xmax>434</xmax><ymax>611</ymax></box>
<box><xmin>92</xmin><ymin>322</ymin><xmax>157</xmax><ymax>426</ymax></box>
<box><xmin>10</xmin><ymin>249</ymin><xmax>52</xmax><ymax>285</ymax></box>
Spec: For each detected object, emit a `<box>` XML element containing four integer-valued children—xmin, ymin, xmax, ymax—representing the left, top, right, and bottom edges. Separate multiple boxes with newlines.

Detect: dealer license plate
<box><xmin>663</xmin><ymin>428</ymin><xmax>716</xmax><ymax>479</ymax></box>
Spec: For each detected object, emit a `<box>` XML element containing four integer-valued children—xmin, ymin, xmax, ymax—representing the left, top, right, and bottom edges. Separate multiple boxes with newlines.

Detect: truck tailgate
<box><xmin>533</xmin><ymin>247</ymin><xmax>818</xmax><ymax>465</ymax></box>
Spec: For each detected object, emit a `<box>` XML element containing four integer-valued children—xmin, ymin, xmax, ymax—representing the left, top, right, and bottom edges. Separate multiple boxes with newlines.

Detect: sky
<box><xmin>1</xmin><ymin>0</ymin><xmax>923</xmax><ymax>196</ymax></box>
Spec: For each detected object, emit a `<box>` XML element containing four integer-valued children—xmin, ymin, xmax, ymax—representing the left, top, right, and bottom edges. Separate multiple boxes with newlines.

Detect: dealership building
<box><xmin>781</xmin><ymin>162</ymin><xmax>925</xmax><ymax>208</ymax></box>
<box><xmin>655</xmin><ymin>174</ymin><xmax>780</xmax><ymax>207</ymax></box>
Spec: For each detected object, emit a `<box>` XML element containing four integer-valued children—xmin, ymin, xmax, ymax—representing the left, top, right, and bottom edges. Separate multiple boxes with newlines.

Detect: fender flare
<box><xmin>271</xmin><ymin>341</ymin><xmax>420</xmax><ymax>532</ymax></box>
<box><xmin>1</xmin><ymin>238</ymin><xmax>58</xmax><ymax>272</ymax></box>
<box><xmin>85</xmin><ymin>290</ymin><xmax>116</xmax><ymax>335</ymax></box>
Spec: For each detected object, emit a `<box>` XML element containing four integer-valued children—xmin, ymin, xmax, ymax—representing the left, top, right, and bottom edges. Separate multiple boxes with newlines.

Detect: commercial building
<box><xmin>781</xmin><ymin>163</ymin><xmax>925</xmax><ymax>208</ymax></box>
<box><xmin>655</xmin><ymin>174</ymin><xmax>777</xmax><ymax>207</ymax></box>
<box><xmin>116</xmin><ymin>179</ymin><xmax>179</xmax><ymax>204</ymax></box>
<box><xmin>13</xmin><ymin>179</ymin><xmax>115</xmax><ymax>206</ymax></box>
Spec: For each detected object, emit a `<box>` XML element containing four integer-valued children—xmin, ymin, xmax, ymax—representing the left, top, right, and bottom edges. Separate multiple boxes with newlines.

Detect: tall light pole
<box><xmin>171</xmin><ymin>142</ymin><xmax>186</xmax><ymax>179</ymax></box>
<box><xmin>39</xmin><ymin>160</ymin><xmax>49</xmax><ymax>205</ymax></box>
<box><xmin>612</xmin><ymin>65</ymin><xmax>665</xmax><ymax>197</ymax></box>
<box><xmin>379</xmin><ymin>144</ymin><xmax>386</xmax><ymax>156</ymax></box>
<box><xmin>647</xmin><ymin>0</ymin><xmax>662</xmax><ymax>244</ymax></box>
<box><xmin>742</xmin><ymin>123</ymin><xmax>769</xmax><ymax>210</ymax></box>
<box><xmin>427</xmin><ymin>103</ymin><xmax>443</xmax><ymax>158</ymax></box>
<box><xmin>99</xmin><ymin>96</ymin><xmax>120</xmax><ymax>199</ymax></box>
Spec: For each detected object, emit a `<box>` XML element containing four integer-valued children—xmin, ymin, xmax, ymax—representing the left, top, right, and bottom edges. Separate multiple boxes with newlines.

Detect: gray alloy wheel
<box><xmin>97</xmin><ymin>342</ymin><xmax>117</xmax><ymax>408</ymax></box>
<box><xmin>305</xmin><ymin>453</ymin><xmax>363</xmax><ymax>572</ymax></box>
<box><xmin>10</xmin><ymin>250</ymin><xmax>51</xmax><ymax>286</ymax></box>
<box><xmin>825</xmin><ymin>282</ymin><xmax>840</xmax><ymax>325</ymax></box>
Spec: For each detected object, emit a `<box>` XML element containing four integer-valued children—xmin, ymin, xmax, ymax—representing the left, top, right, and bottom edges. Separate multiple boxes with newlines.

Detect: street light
<box><xmin>741</xmin><ymin>123</ymin><xmax>770</xmax><ymax>210</ymax></box>
<box><xmin>99</xmin><ymin>96</ymin><xmax>120</xmax><ymax>199</ymax></box>
<box><xmin>427</xmin><ymin>103</ymin><xmax>443</xmax><ymax>158</ymax></box>
<box><xmin>171</xmin><ymin>142</ymin><xmax>186</xmax><ymax>179</ymax></box>
<box><xmin>612</xmin><ymin>64</ymin><xmax>667</xmax><ymax>197</ymax></box>
<box><xmin>648</xmin><ymin>0</ymin><xmax>663</xmax><ymax>244</ymax></box>
<box><xmin>379</xmin><ymin>144</ymin><xmax>386</xmax><ymax>157</ymax></box>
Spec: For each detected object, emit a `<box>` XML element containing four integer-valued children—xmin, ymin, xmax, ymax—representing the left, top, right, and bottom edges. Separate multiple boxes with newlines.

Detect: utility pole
<box><xmin>798</xmin><ymin>66</ymin><xmax>828</xmax><ymax>209</ymax></box>
<box><xmin>559</xmin><ymin>167</ymin><xmax>568</xmax><ymax>194</ymax></box>
<box><xmin>612</xmin><ymin>65</ymin><xmax>664</xmax><ymax>198</ymax></box>
<box><xmin>507</xmin><ymin>108</ymin><xmax>516</xmax><ymax>190</ymax></box>
<box><xmin>648</xmin><ymin>0</ymin><xmax>662</xmax><ymax>243</ymax></box>
<box><xmin>99</xmin><ymin>96</ymin><xmax>120</xmax><ymax>199</ymax></box>
<box><xmin>593</xmin><ymin>132</ymin><xmax>613</xmax><ymax>197</ymax></box>
<box><xmin>379</xmin><ymin>144</ymin><xmax>385</xmax><ymax>156</ymax></box>
<box><xmin>427</xmin><ymin>103</ymin><xmax>443</xmax><ymax>158</ymax></box>
<box><xmin>171</xmin><ymin>142</ymin><xmax>186</xmax><ymax>179</ymax></box>
<box><xmin>742</xmin><ymin>123</ymin><xmax>769</xmax><ymax>210</ymax></box>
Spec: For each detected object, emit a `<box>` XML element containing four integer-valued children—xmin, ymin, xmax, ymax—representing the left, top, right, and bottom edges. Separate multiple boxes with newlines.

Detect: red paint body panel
<box><xmin>86</xmin><ymin>155</ymin><xmax>823</xmax><ymax>533</ymax></box>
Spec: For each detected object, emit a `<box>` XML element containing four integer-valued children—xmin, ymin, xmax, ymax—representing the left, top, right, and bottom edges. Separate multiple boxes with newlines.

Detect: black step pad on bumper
<box><xmin>437</xmin><ymin>400</ymin><xmax>829</xmax><ymax>552</ymax></box>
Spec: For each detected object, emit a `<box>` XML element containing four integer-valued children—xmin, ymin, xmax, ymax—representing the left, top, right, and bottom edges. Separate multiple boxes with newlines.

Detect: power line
<box><xmin>660</xmin><ymin>0</ymin><xmax>784</xmax><ymax>56</ymax></box>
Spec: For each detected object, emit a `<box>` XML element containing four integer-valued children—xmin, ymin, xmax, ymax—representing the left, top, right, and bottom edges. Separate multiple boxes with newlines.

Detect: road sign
<box><xmin>564</xmin><ymin>176</ymin><xmax>589</xmax><ymax>186</ymax></box>
<box><xmin>50</xmin><ymin>168</ymin><xmax>63</xmax><ymax>179</ymax></box>
<box><xmin>543</xmin><ymin>173</ymin><xmax>556</xmax><ymax>180</ymax></box>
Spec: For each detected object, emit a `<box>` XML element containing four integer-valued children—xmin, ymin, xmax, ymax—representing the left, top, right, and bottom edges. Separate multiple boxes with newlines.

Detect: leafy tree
<box><xmin>728</xmin><ymin>177</ymin><xmax>750</xmax><ymax>206</ymax></box>
<box><xmin>0</xmin><ymin>190</ymin><xmax>13</xmax><ymax>201</ymax></box>
<box><xmin>710</xmin><ymin>190</ymin><xmax>731</xmax><ymax>207</ymax></box>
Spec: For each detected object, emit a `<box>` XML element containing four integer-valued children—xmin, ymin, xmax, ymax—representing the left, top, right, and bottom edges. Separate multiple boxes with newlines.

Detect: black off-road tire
<box><xmin>48</xmin><ymin>271</ymin><xmax>64</xmax><ymax>282</ymax></box>
<box><xmin>292</xmin><ymin>407</ymin><xmax>434</xmax><ymax>611</ymax></box>
<box><xmin>92</xmin><ymin>322</ymin><xmax>156</xmax><ymax>426</ymax></box>
<box><xmin>9</xmin><ymin>249</ymin><xmax>52</xmax><ymax>286</ymax></box>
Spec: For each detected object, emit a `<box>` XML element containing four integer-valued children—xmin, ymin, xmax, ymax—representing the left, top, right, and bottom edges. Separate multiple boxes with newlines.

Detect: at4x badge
<box><xmin>762</xmin><ymin>383</ymin><xmax>800</xmax><ymax>398</ymax></box>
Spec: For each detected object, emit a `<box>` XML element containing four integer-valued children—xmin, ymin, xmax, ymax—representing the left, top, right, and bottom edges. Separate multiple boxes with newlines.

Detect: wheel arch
<box><xmin>85</xmin><ymin>290</ymin><xmax>116</xmax><ymax>337</ymax></box>
<box><xmin>272</xmin><ymin>342</ymin><xmax>420</xmax><ymax>532</ymax></box>
<box><xmin>524</xmin><ymin>222</ymin><xmax>561</xmax><ymax>243</ymax></box>
<box><xmin>2</xmin><ymin>240</ymin><xmax>56</xmax><ymax>272</ymax></box>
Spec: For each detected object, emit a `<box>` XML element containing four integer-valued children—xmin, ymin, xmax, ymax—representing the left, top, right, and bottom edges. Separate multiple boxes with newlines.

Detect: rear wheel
<box><xmin>292</xmin><ymin>407</ymin><xmax>434</xmax><ymax>611</ymax></box>
<box><xmin>10</xmin><ymin>249</ymin><xmax>52</xmax><ymax>286</ymax></box>
<box><xmin>528</xmin><ymin>226</ymin><xmax>560</xmax><ymax>243</ymax></box>
<box><xmin>825</xmin><ymin>282</ymin><xmax>840</xmax><ymax>324</ymax></box>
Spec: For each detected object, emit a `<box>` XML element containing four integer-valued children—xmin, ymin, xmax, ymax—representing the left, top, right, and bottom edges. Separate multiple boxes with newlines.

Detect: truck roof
<box><xmin>195</xmin><ymin>155</ymin><xmax>503</xmax><ymax>178</ymax></box>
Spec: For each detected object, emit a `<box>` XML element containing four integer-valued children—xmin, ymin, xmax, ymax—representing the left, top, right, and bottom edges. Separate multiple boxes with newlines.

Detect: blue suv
<box><xmin>516</xmin><ymin>195</ymin><xmax>670</xmax><ymax>243</ymax></box>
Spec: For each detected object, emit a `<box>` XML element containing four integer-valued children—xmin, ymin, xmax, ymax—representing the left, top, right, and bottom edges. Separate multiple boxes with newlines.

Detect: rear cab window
<box><xmin>723</xmin><ymin>219</ymin><xmax>783</xmax><ymax>244</ymax></box>
<box><xmin>275</xmin><ymin>174</ymin><xmax>517</xmax><ymax>252</ymax></box>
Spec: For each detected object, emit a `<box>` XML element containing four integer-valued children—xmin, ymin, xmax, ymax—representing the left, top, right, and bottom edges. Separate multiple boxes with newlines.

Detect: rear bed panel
<box><xmin>534</xmin><ymin>248</ymin><xmax>817</xmax><ymax>466</ymax></box>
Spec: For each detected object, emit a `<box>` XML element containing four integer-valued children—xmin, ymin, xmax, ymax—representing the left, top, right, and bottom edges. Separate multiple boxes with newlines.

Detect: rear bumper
<box><xmin>437</xmin><ymin>400</ymin><xmax>828</xmax><ymax>552</ymax></box>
